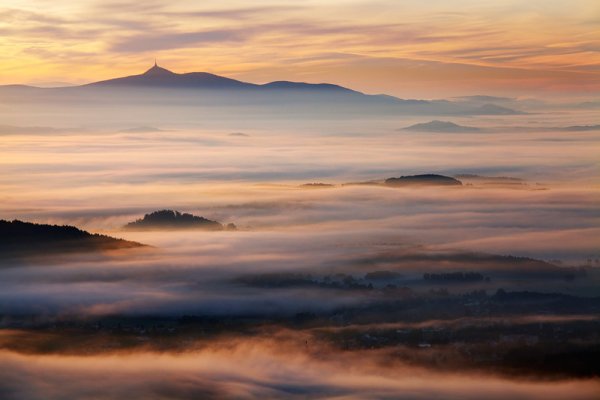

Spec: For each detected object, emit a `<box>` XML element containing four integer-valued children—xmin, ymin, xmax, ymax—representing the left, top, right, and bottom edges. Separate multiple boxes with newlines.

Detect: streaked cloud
<box><xmin>0</xmin><ymin>0</ymin><xmax>598</xmax><ymax>96</ymax></box>
<box><xmin>111</xmin><ymin>30</ymin><xmax>248</xmax><ymax>52</ymax></box>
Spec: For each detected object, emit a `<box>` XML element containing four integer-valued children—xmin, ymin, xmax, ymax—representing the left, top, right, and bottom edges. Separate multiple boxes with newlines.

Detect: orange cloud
<box><xmin>0</xmin><ymin>0</ymin><xmax>598</xmax><ymax>97</ymax></box>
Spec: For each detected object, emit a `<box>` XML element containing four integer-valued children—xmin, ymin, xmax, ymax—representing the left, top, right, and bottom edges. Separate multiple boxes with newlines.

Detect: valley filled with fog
<box><xmin>1</xmin><ymin>97</ymin><xmax>599</xmax><ymax>398</ymax></box>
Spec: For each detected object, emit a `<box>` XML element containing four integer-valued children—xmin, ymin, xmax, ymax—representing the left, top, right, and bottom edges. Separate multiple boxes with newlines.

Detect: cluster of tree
<box><xmin>236</xmin><ymin>272</ymin><xmax>374</xmax><ymax>290</ymax></box>
<box><xmin>124</xmin><ymin>210</ymin><xmax>236</xmax><ymax>231</ymax></box>
<box><xmin>385</xmin><ymin>174</ymin><xmax>462</xmax><ymax>187</ymax></box>
<box><xmin>424</xmin><ymin>271</ymin><xmax>488</xmax><ymax>282</ymax></box>
<box><xmin>0</xmin><ymin>219</ymin><xmax>143</xmax><ymax>255</ymax></box>
<box><xmin>236</xmin><ymin>272</ymin><xmax>316</xmax><ymax>288</ymax></box>
<box><xmin>300</xmin><ymin>183</ymin><xmax>335</xmax><ymax>188</ymax></box>
<box><xmin>321</xmin><ymin>274</ymin><xmax>373</xmax><ymax>290</ymax></box>
<box><xmin>364</xmin><ymin>270</ymin><xmax>403</xmax><ymax>281</ymax></box>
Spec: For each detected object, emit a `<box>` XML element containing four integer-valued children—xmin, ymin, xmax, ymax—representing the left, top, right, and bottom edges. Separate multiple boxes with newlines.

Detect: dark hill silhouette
<box><xmin>124</xmin><ymin>210</ymin><xmax>234</xmax><ymax>231</ymax></box>
<box><xmin>0</xmin><ymin>63</ymin><xmax>528</xmax><ymax>116</ymax></box>
<box><xmin>0</xmin><ymin>219</ymin><xmax>144</xmax><ymax>257</ymax></box>
<box><xmin>84</xmin><ymin>63</ymin><xmax>404</xmax><ymax>108</ymax></box>
<box><xmin>88</xmin><ymin>63</ymin><xmax>256</xmax><ymax>90</ymax></box>
<box><xmin>300</xmin><ymin>183</ymin><xmax>335</xmax><ymax>188</ymax></box>
<box><xmin>403</xmin><ymin>120</ymin><xmax>481</xmax><ymax>133</ymax></box>
<box><xmin>262</xmin><ymin>81</ymin><xmax>357</xmax><ymax>94</ymax></box>
<box><xmin>87</xmin><ymin>63</ymin><xmax>369</xmax><ymax>96</ymax></box>
<box><xmin>385</xmin><ymin>174</ymin><xmax>462</xmax><ymax>187</ymax></box>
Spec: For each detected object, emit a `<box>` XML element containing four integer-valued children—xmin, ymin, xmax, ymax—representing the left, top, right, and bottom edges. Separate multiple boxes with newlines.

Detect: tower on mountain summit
<box><xmin>142</xmin><ymin>60</ymin><xmax>174</xmax><ymax>76</ymax></box>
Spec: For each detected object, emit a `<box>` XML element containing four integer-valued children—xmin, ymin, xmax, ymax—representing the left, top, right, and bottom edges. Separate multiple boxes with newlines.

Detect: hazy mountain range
<box><xmin>402</xmin><ymin>120</ymin><xmax>600</xmax><ymax>133</ymax></box>
<box><xmin>0</xmin><ymin>63</ymin><xmax>526</xmax><ymax>116</ymax></box>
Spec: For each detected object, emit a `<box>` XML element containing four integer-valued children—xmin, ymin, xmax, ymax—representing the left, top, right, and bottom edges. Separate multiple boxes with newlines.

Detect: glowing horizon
<box><xmin>1</xmin><ymin>0</ymin><xmax>599</xmax><ymax>98</ymax></box>
<box><xmin>1</xmin><ymin>2</ymin><xmax>600</xmax><ymax>399</ymax></box>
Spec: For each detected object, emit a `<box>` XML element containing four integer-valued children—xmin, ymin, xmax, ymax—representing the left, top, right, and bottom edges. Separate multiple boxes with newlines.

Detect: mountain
<box><xmin>124</xmin><ymin>210</ymin><xmax>235</xmax><ymax>231</ymax></box>
<box><xmin>403</xmin><ymin>120</ymin><xmax>481</xmax><ymax>133</ymax></box>
<box><xmin>261</xmin><ymin>80</ymin><xmax>357</xmax><ymax>94</ymax></box>
<box><xmin>85</xmin><ymin>63</ymin><xmax>370</xmax><ymax>97</ymax></box>
<box><xmin>84</xmin><ymin>64</ymin><xmax>405</xmax><ymax>108</ymax></box>
<box><xmin>80</xmin><ymin>66</ymin><xmax>524</xmax><ymax>114</ymax></box>
<box><xmin>87</xmin><ymin>63</ymin><xmax>256</xmax><ymax>90</ymax></box>
<box><xmin>402</xmin><ymin>123</ymin><xmax>600</xmax><ymax>133</ymax></box>
<box><xmin>0</xmin><ymin>219</ymin><xmax>144</xmax><ymax>257</ymax></box>
<box><xmin>0</xmin><ymin>63</ymin><xmax>530</xmax><ymax>117</ymax></box>
<box><xmin>385</xmin><ymin>174</ymin><xmax>462</xmax><ymax>187</ymax></box>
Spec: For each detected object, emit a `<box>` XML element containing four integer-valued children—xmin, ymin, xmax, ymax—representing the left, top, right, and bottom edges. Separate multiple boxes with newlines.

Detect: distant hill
<box><xmin>0</xmin><ymin>219</ymin><xmax>144</xmax><ymax>257</ymax></box>
<box><xmin>261</xmin><ymin>80</ymin><xmax>358</xmax><ymax>94</ymax></box>
<box><xmin>88</xmin><ymin>64</ymin><xmax>255</xmax><ymax>90</ymax></box>
<box><xmin>406</xmin><ymin>123</ymin><xmax>600</xmax><ymax>133</ymax></box>
<box><xmin>385</xmin><ymin>174</ymin><xmax>462</xmax><ymax>187</ymax></box>
<box><xmin>82</xmin><ymin>64</ymin><xmax>405</xmax><ymax>109</ymax></box>
<box><xmin>124</xmin><ymin>210</ymin><xmax>235</xmax><ymax>231</ymax></box>
<box><xmin>85</xmin><ymin>64</ymin><xmax>377</xmax><ymax>100</ymax></box>
<box><xmin>403</xmin><ymin>120</ymin><xmax>481</xmax><ymax>133</ymax></box>
<box><xmin>0</xmin><ymin>63</ymin><xmax>532</xmax><ymax>117</ymax></box>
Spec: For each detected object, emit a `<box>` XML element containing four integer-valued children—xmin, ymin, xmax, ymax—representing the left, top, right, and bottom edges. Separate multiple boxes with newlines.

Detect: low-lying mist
<box><xmin>0</xmin><ymin>108</ymin><xmax>598</xmax><ymax>398</ymax></box>
<box><xmin>1</xmin><ymin>336</ymin><xmax>599</xmax><ymax>400</ymax></box>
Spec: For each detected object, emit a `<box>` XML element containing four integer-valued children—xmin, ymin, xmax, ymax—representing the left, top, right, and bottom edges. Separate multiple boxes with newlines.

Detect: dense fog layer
<box><xmin>0</xmin><ymin>101</ymin><xmax>598</xmax><ymax>398</ymax></box>
<box><xmin>1</xmin><ymin>343</ymin><xmax>599</xmax><ymax>400</ymax></box>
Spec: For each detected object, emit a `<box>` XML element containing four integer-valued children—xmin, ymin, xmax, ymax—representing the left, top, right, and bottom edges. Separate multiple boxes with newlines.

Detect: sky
<box><xmin>0</xmin><ymin>0</ymin><xmax>599</xmax><ymax>98</ymax></box>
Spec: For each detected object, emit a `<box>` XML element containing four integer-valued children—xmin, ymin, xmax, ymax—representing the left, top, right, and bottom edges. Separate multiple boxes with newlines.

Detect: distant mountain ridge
<box><xmin>85</xmin><ymin>63</ymin><xmax>365</xmax><ymax>97</ymax></box>
<box><xmin>88</xmin><ymin>64</ymin><xmax>256</xmax><ymax>90</ymax></box>
<box><xmin>403</xmin><ymin>121</ymin><xmax>600</xmax><ymax>133</ymax></box>
<box><xmin>0</xmin><ymin>63</ymin><xmax>527</xmax><ymax>116</ymax></box>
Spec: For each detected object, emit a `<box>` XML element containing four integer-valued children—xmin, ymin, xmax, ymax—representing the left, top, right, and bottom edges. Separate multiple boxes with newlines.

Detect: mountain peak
<box><xmin>143</xmin><ymin>61</ymin><xmax>175</xmax><ymax>76</ymax></box>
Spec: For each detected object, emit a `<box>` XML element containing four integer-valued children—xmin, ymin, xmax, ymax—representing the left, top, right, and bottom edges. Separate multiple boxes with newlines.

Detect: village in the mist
<box><xmin>1</xmin><ymin>1</ymin><xmax>600</xmax><ymax>399</ymax></box>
